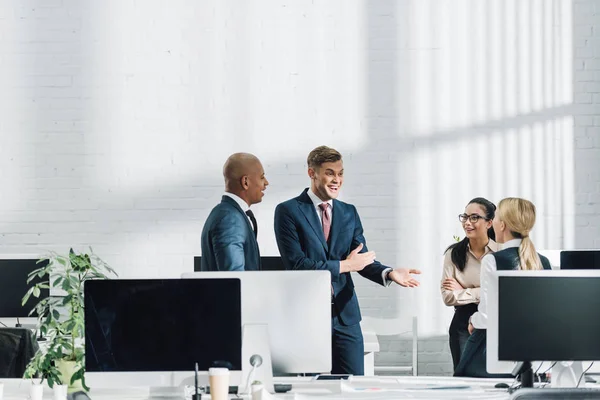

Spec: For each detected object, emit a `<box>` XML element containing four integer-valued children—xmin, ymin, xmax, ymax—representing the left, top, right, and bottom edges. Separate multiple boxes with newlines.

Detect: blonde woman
<box><xmin>454</xmin><ymin>197</ymin><xmax>551</xmax><ymax>377</ymax></box>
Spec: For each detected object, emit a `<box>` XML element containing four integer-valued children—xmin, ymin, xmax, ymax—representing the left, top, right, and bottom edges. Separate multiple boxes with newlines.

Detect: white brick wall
<box><xmin>0</xmin><ymin>0</ymin><xmax>598</xmax><ymax>375</ymax></box>
<box><xmin>574</xmin><ymin>0</ymin><xmax>600</xmax><ymax>249</ymax></box>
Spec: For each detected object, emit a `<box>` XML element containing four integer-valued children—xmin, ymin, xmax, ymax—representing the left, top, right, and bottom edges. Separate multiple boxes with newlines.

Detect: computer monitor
<box><xmin>258</xmin><ymin>257</ymin><xmax>285</xmax><ymax>271</ymax></box>
<box><xmin>85</xmin><ymin>278</ymin><xmax>242</xmax><ymax>387</ymax></box>
<box><xmin>560</xmin><ymin>250</ymin><xmax>600</xmax><ymax>270</ymax></box>
<box><xmin>181</xmin><ymin>271</ymin><xmax>331</xmax><ymax>375</ymax></box>
<box><xmin>193</xmin><ymin>256</ymin><xmax>285</xmax><ymax>271</ymax></box>
<box><xmin>488</xmin><ymin>270</ymin><xmax>600</xmax><ymax>374</ymax></box>
<box><xmin>0</xmin><ymin>258</ymin><xmax>49</xmax><ymax>319</ymax></box>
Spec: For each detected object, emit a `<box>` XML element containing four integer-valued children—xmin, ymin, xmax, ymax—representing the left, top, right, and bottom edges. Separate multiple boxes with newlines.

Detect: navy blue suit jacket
<box><xmin>200</xmin><ymin>195</ymin><xmax>261</xmax><ymax>271</ymax></box>
<box><xmin>274</xmin><ymin>188</ymin><xmax>389</xmax><ymax>326</ymax></box>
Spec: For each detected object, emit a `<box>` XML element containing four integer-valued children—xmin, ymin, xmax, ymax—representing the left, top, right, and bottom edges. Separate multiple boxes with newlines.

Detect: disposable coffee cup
<box><xmin>208</xmin><ymin>367</ymin><xmax>230</xmax><ymax>400</ymax></box>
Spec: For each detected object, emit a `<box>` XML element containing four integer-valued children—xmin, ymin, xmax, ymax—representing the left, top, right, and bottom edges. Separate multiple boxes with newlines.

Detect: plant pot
<box><xmin>53</xmin><ymin>384</ymin><xmax>68</xmax><ymax>400</ymax></box>
<box><xmin>55</xmin><ymin>360</ymin><xmax>85</xmax><ymax>394</ymax></box>
<box><xmin>29</xmin><ymin>382</ymin><xmax>44</xmax><ymax>400</ymax></box>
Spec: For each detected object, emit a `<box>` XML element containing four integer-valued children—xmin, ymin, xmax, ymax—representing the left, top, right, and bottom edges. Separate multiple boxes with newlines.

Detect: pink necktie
<box><xmin>319</xmin><ymin>203</ymin><xmax>331</xmax><ymax>242</ymax></box>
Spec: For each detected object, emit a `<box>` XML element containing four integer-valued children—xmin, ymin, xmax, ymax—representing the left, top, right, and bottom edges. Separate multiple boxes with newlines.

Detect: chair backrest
<box><xmin>362</xmin><ymin>316</ymin><xmax>419</xmax><ymax>377</ymax></box>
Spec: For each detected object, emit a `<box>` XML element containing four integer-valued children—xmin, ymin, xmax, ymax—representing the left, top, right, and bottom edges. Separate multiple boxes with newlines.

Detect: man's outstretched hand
<box><xmin>389</xmin><ymin>268</ymin><xmax>421</xmax><ymax>287</ymax></box>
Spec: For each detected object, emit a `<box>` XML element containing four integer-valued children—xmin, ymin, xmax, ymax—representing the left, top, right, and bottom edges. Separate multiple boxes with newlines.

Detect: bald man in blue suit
<box><xmin>201</xmin><ymin>153</ymin><xmax>269</xmax><ymax>271</ymax></box>
<box><xmin>274</xmin><ymin>146</ymin><xmax>421</xmax><ymax>375</ymax></box>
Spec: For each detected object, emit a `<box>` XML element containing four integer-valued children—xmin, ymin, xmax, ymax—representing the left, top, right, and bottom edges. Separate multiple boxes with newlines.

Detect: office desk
<box><xmin>0</xmin><ymin>376</ymin><xmax>514</xmax><ymax>399</ymax></box>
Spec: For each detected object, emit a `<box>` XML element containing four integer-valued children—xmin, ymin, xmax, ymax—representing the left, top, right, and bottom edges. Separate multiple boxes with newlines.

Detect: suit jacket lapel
<box><xmin>221</xmin><ymin>195</ymin><xmax>261</xmax><ymax>257</ymax></box>
<box><xmin>221</xmin><ymin>196</ymin><xmax>251</xmax><ymax>229</ymax></box>
<box><xmin>297</xmin><ymin>190</ymin><xmax>328</xmax><ymax>252</ymax></box>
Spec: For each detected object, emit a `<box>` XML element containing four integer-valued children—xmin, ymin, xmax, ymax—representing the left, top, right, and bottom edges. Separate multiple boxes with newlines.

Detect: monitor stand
<box><xmin>239</xmin><ymin>324</ymin><xmax>274</xmax><ymax>395</ymax></box>
<box><xmin>552</xmin><ymin>361</ymin><xmax>584</xmax><ymax>388</ymax></box>
<box><xmin>512</xmin><ymin>362</ymin><xmax>534</xmax><ymax>388</ymax></box>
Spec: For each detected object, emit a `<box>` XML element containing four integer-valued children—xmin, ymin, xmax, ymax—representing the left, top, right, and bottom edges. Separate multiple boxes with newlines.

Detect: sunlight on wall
<box><xmin>84</xmin><ymin>1</ymin><xmax>369</xmax><ymax>191</ymax></box>
<box><xmin>396</xmin><ymin>0</ymin><xmax>574</xmax><ymax>335</ymax></box>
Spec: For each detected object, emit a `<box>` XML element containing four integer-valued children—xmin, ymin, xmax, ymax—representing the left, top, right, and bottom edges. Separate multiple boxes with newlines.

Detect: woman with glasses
<box><xmin>441</xmin><ymin>197</ymin><xmax>498</xmax><ymax>371</ymax></box>
<box><xmin>454</xmin><ymin>197</ymin><xmax>551</xmax><ymax>377</ymax></box>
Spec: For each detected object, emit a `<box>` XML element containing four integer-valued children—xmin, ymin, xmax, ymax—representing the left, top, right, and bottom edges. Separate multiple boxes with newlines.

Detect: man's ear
<box><xmin>240</xmin><ymin>175</ymin><xmax>249</xmax><ymax>190</ymax></box>
<box><xmin>308</xmin><ymin>167</ymin><xmax>316</xmax><ymax>180</ymax></box>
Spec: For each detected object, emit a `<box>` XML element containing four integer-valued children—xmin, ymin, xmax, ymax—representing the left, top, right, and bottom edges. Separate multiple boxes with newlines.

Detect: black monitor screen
<box><xmin>85</xmin><ymin>278</ymin><xmax>242</xmax><ymax>372</ymax></box>
<box><xmin>0</xmin><ymin>259</ymin><xmax>49</xmax><ymax>318</ymax></box>
<box><xmin>498</xmin><ymin>276</ymin><xmax>600</xmax><ymax>361</ymax></box>
<box><xmin>193</xmin><ymin>256</ymin><xmax>285</xmax><ymax>271</ymax></box>
<box><xmin>560</xmin><ymin>250</ymin><xmax>600</xmax><ymax>270</ymax></box>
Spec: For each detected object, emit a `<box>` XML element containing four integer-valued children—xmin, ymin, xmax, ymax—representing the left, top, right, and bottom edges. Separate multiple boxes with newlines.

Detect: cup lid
<box><xmin>208</xmin><ymin>367</ymin><xmax>230</xmax><ymax>375</ymax></box>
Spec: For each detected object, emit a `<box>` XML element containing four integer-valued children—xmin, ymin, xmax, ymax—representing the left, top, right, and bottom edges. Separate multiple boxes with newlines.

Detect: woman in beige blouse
<box><xmin>441</xmin><ymin>197</ymin><xmax>498</xmax><ymax>371</ymax></box>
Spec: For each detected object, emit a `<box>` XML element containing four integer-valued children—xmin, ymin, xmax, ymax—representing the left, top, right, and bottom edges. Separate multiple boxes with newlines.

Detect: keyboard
<box><xmin>512</xmin><ymin>388</ymin><xmax>600</xmax><ymax>399</ymax></box>
<box><xmin>204</xmin><ymin>384</ymin><xmax>292</xmax><ymax>394</ymax></box>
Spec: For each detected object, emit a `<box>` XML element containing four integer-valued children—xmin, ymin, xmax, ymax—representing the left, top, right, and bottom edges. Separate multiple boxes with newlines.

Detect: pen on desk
<box><xmin>194</xmin><ymin>362</ymin><xmax>201</xmax><ymax>400</ymax></box>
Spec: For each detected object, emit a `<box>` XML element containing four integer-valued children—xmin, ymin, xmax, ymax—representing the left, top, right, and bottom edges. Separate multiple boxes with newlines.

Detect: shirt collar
<box><xmin>223</xmin><ymin>192</ymin><xmax>250</xmax><ymax>212</ymax></box>
<box><xmin>467</xmin><ymin>239</ymin><xmax>499</xmax><ymax>259</ymax></box>
<box><xmin>487</xmin><ymin>239</ymin><xmax>499</xmax><ymax>252</ymax></box>
<box><xmin>499</xmin><ymin>238</ymin><xmax>522</xmax><ymax>250</ymax></box>
<box><xmin>307</xmin><ymin>188</ymin><xmax>333</xmax><ymax>209</ymax></box>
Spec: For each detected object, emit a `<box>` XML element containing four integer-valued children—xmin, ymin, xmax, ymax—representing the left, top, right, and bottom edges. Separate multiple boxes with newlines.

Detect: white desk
<box><xmin>0</xmin><ymin>376</ymin><xmax>515</xmax><ymax>399</ymax></box>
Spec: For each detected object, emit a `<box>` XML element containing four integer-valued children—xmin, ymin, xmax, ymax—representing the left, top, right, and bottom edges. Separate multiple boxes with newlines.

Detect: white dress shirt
<box><xmin>470</xmin><ymin>238</ymin><xmax>522</xmax><ymax>330</ymax></box>
<box><xmin>307</xmin><ymin>189</ymin><xmax>392</xmax><ymax>285</ymax></box>
<box><xmin>223</xmin><ymin>192</ymin><xmax>253</xmax><ymax>226</ymax></box>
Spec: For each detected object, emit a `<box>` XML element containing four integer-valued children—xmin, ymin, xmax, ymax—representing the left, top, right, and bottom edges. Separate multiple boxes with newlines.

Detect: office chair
<box><xmin>361</xmin><ymin>315</ymin><xmax>418</xmax><ymax>376</ymax></box>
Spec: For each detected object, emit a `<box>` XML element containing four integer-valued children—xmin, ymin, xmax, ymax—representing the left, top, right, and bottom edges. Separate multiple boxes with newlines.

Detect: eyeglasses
<box><xmin>458</xmin><ymin>213</ymin><xmax>489</xmax><ymax>223</ymax></box>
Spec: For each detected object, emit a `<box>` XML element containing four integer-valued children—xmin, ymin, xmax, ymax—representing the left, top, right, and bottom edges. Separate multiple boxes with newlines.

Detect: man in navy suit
<box><xmin>274</xmin><ymin>146</ymin><xmax>421</xmax><ymax>375</ymax></box>
<box><xmin>201</xmin><ymin>153</ymin><xmax>269</xmax><ymax>271</ymax></box>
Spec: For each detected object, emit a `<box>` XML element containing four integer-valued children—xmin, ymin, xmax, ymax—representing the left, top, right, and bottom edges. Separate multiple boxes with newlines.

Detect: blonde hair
<box><xmin>497</xmin><ymin>197</ymin><xmax>543</xmax><ymax>271</ymax></box>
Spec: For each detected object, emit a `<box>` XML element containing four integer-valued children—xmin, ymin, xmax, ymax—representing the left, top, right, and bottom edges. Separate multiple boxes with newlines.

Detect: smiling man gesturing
<box><xmin>274</xmin><ymin>145</ymin><xmax>421</xmax><ymax>375</ymax></box>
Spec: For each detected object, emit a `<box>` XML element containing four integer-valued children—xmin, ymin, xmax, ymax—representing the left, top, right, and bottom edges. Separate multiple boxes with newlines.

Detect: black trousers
<box><xmin>449</xmin><ymin>303</ymin><xmax>478</xmax><ymax>371</ymax></box>
<box><xmin>331</xmin><ymin>304</ymin><xmax>364</xmax><ymax>375</ymax></box>
<box><xmin>454</xmin><ymin>328</ymin><xmax>513</xmax><ymax>378</ymax></box>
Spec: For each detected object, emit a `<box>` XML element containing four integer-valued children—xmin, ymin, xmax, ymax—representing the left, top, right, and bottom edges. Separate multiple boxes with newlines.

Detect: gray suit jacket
<box><xmin>200</xmin><ymin>196</ymin><xmax>261</xmax><ymax>271</ymax></box>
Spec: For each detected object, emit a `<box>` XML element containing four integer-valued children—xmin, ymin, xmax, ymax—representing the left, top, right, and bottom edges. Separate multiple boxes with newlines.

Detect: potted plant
<box><xmin>22</xmin><ymin>348</ymin><xmax>59</xmax><ymax>399</ymax></box>
<box><xmin>22</xmin><ymin>248</ymin><xmax>117</xmax><ymax>393</ymax></box>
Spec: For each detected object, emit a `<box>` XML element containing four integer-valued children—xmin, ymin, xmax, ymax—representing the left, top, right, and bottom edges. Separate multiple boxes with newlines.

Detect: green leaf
<box><xmin>52</xmin><ymin>276</ymin><xmax>63</xmax><ymax>287</ymax></box>
<box><xmin>62</xmin><ymin>294</ymin><xmax>72</xmax><ymax>306</ymax></box>
<box><xmin>33</xmin><ymin>287</ymin><xmax>40</xmax><ymax>298</ymax></box>
<box><xmin>22</xmin><ymin>287</ymin><xmax>34</xmax><ymax>306</ymax></box>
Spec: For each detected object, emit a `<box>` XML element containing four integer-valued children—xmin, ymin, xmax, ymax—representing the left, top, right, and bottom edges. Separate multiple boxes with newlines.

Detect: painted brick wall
<box><xmin>0</xmin><ymin>0</ymin><xmax>597</xmax><ymax>375</ymax></box>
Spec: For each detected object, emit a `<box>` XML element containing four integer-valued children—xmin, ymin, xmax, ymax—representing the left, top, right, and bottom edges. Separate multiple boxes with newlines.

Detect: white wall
<box><xmin>0</xmin><ymin>0</ymin><xmax>598</xmax><ymax>375</ymax></box>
